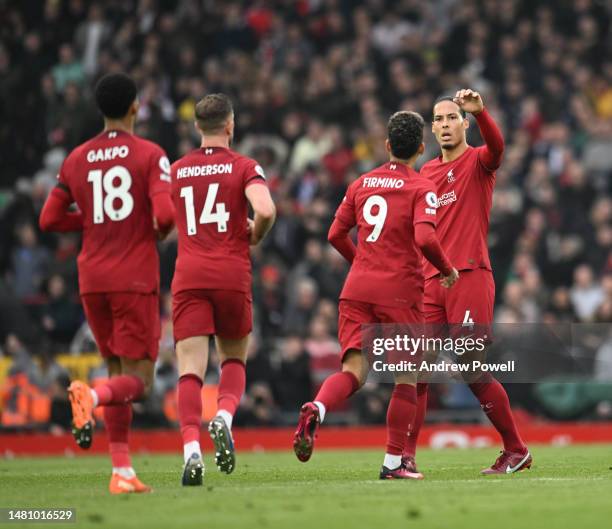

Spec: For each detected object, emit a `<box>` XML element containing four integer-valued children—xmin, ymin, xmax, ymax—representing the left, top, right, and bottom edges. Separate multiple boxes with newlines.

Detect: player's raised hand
<box><xmin>453</xmin><ymin>89</ymin><xmax>484</xmax><ymax>115</ymax></box>
<box><xmin>440</xmin><ymin>268</ymin><xmax>459</xmax><ymax>289</ymax></box>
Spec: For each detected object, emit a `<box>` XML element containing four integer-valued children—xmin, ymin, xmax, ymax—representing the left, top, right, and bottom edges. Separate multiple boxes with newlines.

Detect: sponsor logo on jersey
<box><xmin>362</xmin><ymin>177</ymin><xmax>404</xmax><ymax>189</ymax></box>
<box><xmin>437</xmin><ymin>190</ymin><xmax>457</xmax><ymax>207</ymax></box>
<box><xmin>447</xmin><ymin>169</ymin><xmax>455</xmax><ymax>183</ymax></box>
<box><xmin>176</xmin><ymin>163</ymin><xmax>233</xmax><ymax>179</ymax></box>
<box><xmin>86</xmin><ymin>146</ymin><xmax>129</xmax><ymax>163</ymax></box>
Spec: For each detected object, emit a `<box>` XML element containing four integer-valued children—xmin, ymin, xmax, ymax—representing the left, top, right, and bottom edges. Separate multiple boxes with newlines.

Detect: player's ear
<box><xmin>129</xmin><ymin>99</ymin><xmax>139</xmax><ymax>116</ymax></box>
<box><xmin>417</xmin><ymin>142</ymin><xmax>425</xmax><ymax>155</ymax></box>
<box><xmin>463</xmin><ymin>117</ymin><xmax>469</xmax><ymax>130</ymax></box>
<box><xmin>226</xmin><ymin>113</ymin><xmax>235</xmax><ymax>136</ymax></box>
<box><xmin>385</xmin><ymin>139</ymin><xmax>391</xmax><ymax>154</ymax></box>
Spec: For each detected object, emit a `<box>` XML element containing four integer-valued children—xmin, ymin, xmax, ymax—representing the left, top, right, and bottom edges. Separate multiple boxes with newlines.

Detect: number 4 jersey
<box><xmin>334</xmin><ymin>162</ymin><xmax>438</xmax><ymax>309</ymax></box>
<box><xmin>170</xmin><ymin>146</ymin><xmax>267</xmax><ymax>295</ymax></box>
<box><xmin>57</xmin><ymin>129</ymin><xmax>171</xmax><ymax>294</ymax></box>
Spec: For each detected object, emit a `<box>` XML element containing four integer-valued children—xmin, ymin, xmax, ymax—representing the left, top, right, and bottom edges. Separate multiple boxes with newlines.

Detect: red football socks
<box><xmin>314</xmin><ymin>371</ymin><xmax>360</xmax><ymax>411</ymax></box>
<box><xmin>178</xmin><ymin>374</ymin><xmax>203</xmax><ymax>444</ymax></box>
<box><xmin>104</xmin><ymin>404</ymin><xmax>132</xmax><ymax>468</ymax></box>
<box><xmin>95</xmin><ymin>375</ymin><xmax>144</xmax><ymax>406</ymax></box>
<box><xmin>217</xmin><ymin>359</ymin><xmax>246</xmax><ymax>415</ymax></box>
<box><xmin>469</xmin><ymin>376</ymin><xmax>526</xmax><ymax>453</ymax></box>
<box><xmin>404</xmin><ymin>382</ymin><xmax>429</xmax><ymax>458</ymax></box>
<box><xmin>386</xmin><ymin>384</ymin><xmax>417</xmax><ymax>455</ymax></box>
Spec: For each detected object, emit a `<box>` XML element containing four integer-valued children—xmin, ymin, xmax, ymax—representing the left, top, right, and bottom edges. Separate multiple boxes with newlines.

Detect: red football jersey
<box><xmin>170</xmin><ymin>146</ymin><xmax>266</xmax><ymax>295</ymax></box>
<box><xmin>420</xmin><ymin>146</ymin><xmax>495</xmax><ymax>280</ymax></box>
<box><xmin>57</xmin><ymin>130</ymin><xmax>171</xmax><ymax>294</ymax></box>
<box><xmin>334</xmin><ymin>162</ymin><xmax>438</xmax><ymax>308</ymax></box>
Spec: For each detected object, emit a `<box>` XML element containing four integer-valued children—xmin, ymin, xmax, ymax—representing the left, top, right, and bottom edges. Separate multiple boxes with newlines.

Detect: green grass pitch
<box><xmin>1</xmin><ymin>445</ymin><xmax>611</xmax><ymax>529</ymax></box>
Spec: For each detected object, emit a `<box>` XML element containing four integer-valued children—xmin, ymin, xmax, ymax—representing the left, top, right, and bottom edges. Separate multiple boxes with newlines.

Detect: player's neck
<box><xmin>103</xmin><ymin>119</ymin><xmax>133</xmax><ymax>135</ymax></box>
<box><xmin>200</xmin><ymin>135</ymin><xmax>230</xmax><ymax>149</ymax></box>
<box><xmin>389</xmin><ymin>155</ymin><xmax>417</xmax><ymax>169</ymax></box>
<box><xmin>441</xmin><ymin>141</ymin><xmax>469</xmax><ymax>163</ymax></box>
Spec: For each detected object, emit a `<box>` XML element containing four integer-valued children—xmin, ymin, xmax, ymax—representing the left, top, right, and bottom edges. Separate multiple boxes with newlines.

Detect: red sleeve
<box><xmin>152</xmin><ymin>193</ymin><xmax>175</xmax><ymax>235</ymax></box>
<box><xmin>148</xmin><ymin>147</ymin><xmax>172</xmax><ymax>198</ymax></box>
<box><xmin>328</xmin><ymin>215</ymin><xmax>356</xmax><ymax>263</ymax></box>
<box><xmin>475</xmin><ymin>107</ymin><xmax>504</xmax><ymax>172</ymax></box>
<box><xmin>414</xmin><ymin>222</ymin><xmax>453</xmax><ymax>276</ymax></box>
<box><xmin>243</xmin><ymin>159</ymin><xmax>268</xmax><ymax>189</ymax></box>
<box><xmin>39</xmin><ymin>186</ymin><xmax>83</xmax><ymax>232</ymax></box>
<box><xmin>334</xmin><ymin>182</ymin><xmax>356</xmax><ymax>226</ymax></box>
<box><xmin>412</xmin><ymin>182</ymin><xmax>438</xmax><ymax>227</ymax></box>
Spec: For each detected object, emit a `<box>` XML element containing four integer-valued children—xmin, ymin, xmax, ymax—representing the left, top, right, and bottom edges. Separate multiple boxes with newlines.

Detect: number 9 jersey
<box><xmin>170</xmin><ymin>146</ymin><xmax>267</xmax><ymax>296</ymax></box>
<box><xmin>334</xmin><ymin>162</ymin><xmax>438</xmax><ymax>309</ymax></box>
<box><xmin>57</xmin><ymin>130</ymin><xmax>171</xmax><ymax>294</ymax></box>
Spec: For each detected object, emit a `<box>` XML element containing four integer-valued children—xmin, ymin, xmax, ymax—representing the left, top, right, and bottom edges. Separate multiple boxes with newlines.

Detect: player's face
<box><xmin>432</xmin><ymin>101</ymin><xmax>468</xmax><ymax>150</ymax></box>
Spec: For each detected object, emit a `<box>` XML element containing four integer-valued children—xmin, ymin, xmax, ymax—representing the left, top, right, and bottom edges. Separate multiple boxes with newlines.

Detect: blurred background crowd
<box><xmin>0</xmin><ymin>0</ymin><xmax>611</xmax><ymax>432</ymax></box>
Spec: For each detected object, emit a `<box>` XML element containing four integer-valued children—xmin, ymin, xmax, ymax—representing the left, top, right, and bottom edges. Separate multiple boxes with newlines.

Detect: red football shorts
<box><xmin>338</xmin><ymin>299</ymin><xmax>424</xmax><ymax>361</ymax></box>
<box><xmin>81</xmin><ymin>292</ymin><xmax>160</xmax><ymax>361</ymax></box>
<box><xmin>172</xmin><ymin>289</ymin><xmax>252</xmax><ymax>342</ymax></box>
<box><xmin>424</xmin><ymin>268</ymin><xmax>495</xmax><ymax>338</ymax></box>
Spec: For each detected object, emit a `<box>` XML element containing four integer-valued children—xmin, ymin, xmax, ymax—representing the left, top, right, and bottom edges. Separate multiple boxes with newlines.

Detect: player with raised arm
<box><xmin>293</xmin><ymin>111</ymin><xmax>459</xmax><ymax>479</ymax></box>
<box><xmin>402</xmin><ymin>89</ymin><xmax>531</xmax><ymax>475</ymax></box>
<box><xmin>171</xmin><ymin>94</ymin><xmax>276</xmax><ymax>486</ymax></box>
<box><xmin>39</xmin><ymin>73</ymin><xmax>175</xmax><ymax>494</ymax></box>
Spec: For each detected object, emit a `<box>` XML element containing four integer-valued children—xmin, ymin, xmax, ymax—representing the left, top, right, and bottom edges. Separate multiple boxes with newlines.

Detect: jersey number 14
<box><xmin>180</xmin><ymin>183</ymin><xmax>229</xmax><ymax>235</ymax></box>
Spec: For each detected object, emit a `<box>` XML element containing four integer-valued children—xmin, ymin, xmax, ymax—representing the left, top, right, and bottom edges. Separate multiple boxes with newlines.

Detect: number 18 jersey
<box><xmin>57</xmin><ymin>130</ymin><xmax>171</xmax><ymax>294</ymax></box>
<box><xmin>334</xmin><ymin>162</ymin><xmax>438</xmax><ymax>309</ymax></box>
<box><xmin>170</xmin><ymin>147</ymin><xmax>266</xmax><ymax>295</ymax></box>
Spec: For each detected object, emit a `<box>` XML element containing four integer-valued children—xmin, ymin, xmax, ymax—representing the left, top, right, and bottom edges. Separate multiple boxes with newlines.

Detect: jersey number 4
<box><xmin>88</xmin><ymin>166</ymin><xmax>133</xmax><ymax>223</ymax></box>
<box><xmin>180</xmin><ymin>183</ymin><xmax>229</xmax><ymax>235</ymax></box>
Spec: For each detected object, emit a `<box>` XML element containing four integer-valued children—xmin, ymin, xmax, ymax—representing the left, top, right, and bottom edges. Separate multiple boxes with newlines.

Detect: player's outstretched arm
<box><xmin>245</xmin><ymin>183</ymin><xmax>276</xmax><ymax>245</ymax></box>
<box><xmin>328</xmin><ymin>216</ymin><xmax>356</xmax><ymax>264</ymax></box>
<box><xmin>39</xmin><ymin>186</ymin><xmax>83</xmax><ymax>232</ymax></box>
<box><xmin>414</xmin><ymin>222</ymin><xmax>458</xmax><ymax>288</ymax></box>
<box><xmin>453</xmin><ymin>88</ymin><xmax>504</xmax><ymax>171</ymax></box>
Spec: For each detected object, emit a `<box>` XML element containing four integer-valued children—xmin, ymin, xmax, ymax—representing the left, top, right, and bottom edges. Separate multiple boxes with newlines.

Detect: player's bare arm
<box><xmin>245</xmin><ymin>183</ymin><xmax>276</xmax><ymax>245</ymax></box>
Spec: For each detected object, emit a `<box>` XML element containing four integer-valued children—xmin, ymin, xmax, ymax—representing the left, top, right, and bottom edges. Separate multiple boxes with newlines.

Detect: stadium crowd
<box><xmin>0</xmin><ymin>0</ymin><xmax>611</xmax><ymax>430</ymax></box>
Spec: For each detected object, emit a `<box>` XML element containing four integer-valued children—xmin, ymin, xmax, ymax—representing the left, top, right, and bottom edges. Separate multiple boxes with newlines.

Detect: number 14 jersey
<box><xmin>334</xmin><ymin>162</ymin><xmax>438</xmax><ymax>309</ymax></box>
<box><xmin>170</xmin><ymin>147</ymin><xmax>266</xmax><ymax>295</ymax></box>
<box><xmin>57</xmin><ymin>130</ymin><xmax>171</xmax><ymax>294</ymax></box>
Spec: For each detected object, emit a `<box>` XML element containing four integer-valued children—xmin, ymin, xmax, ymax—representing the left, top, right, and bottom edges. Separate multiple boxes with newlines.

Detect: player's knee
<box><xmin>342</xmin><ymin>351</ymin><xmax>368</xmax><ymax>387</ymax></box>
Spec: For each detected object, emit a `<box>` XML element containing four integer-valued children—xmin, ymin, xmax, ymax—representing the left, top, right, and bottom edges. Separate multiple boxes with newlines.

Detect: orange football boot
<box><xmin>68</xmin><ymin>380</ymin><xmax>95</xmax><ymax>449</ymax></box>
<box><xmin>109</xmin><ymin>474</ymin><xmax>152</xmax><ymax>495</ymax></box>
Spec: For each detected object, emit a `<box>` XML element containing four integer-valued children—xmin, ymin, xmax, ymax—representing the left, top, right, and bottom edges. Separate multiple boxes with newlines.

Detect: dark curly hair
<box><xmin>387</xmin><ymin>110</ymin><xmax>425</xmax><ymax>160</ymax></box>
<box><xmin>94</xmin><ymin>73</ymin><xmax>137</xmax><ymax>119</ymax></box>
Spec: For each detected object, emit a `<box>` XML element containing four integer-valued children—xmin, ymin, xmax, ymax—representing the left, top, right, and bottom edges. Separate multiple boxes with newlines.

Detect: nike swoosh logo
<box><xmin>116</xmin><ymin>479</ymin><xmax>135</xmax><ymax>491</ymax></box>
<box><xmin>505</xmin><ymin>452</ymin><xmax>531</xmax><ymax>474</ymax></box>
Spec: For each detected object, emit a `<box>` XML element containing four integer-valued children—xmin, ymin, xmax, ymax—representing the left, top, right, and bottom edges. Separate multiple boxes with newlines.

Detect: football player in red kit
<box><xmin>39</xmin><ymin>73</ymin><xmax>175</xmax><ymax>494</ymax></box>
<box><xmin>293</xmin><ymin>111</ymin><xmax>459</xmax><ymax>479</ymax></box>
<box><xmin>171</xmin><ymin>94</ymin><xmax>276</xmax><ymax>486</ymax></box>
<box><xmin>403</xmin><ymin>89</ymin><xmax>532</xmax><ymax>475</ymax></box>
